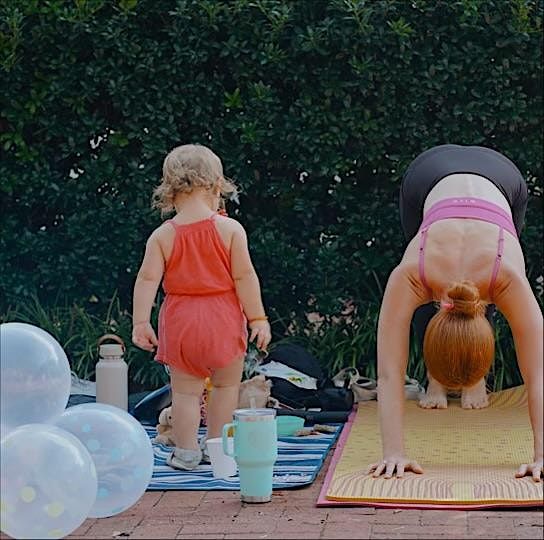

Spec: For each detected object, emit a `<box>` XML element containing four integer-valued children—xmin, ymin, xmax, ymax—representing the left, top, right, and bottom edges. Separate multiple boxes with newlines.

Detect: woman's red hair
<box><xmin>423</xmin><ymin>280</ymin><xmax>494</xmax><ymax>388</ymax></box>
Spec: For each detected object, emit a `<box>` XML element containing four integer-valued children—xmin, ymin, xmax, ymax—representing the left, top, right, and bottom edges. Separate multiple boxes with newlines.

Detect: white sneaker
<box><xmin>166</xmin><ymin>447</ymin><xmax>202</xmax><ymax>471</ymax></box>
<box><xmin>349</xmin><ymin>377</ymin><xmax>378</xmax><ymax>402</ymax></box>
<box><xmin>404</xmin><ymin>376</ymin><xmax>425</xmax><ymax>400</ymax></box>
<box><xmin>70</xmin><ymin>372</ymin><xmax>96</xmax><ymax>396</ymax></box>
<box><xmin>332</xmin><ymin>367</ymin><xmax>360</xmax><ymax>388</ymax></box>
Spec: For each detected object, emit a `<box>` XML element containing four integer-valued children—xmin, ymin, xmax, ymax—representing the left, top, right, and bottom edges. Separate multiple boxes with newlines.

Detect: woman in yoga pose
<box><xmin>369</xmin><ymin>144</ymin><xmax>543</xmax><ymax>481</ymax></box>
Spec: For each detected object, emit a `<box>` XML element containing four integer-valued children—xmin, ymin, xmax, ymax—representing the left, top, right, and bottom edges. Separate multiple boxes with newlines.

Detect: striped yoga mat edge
<box><xmin>146</xmin><ymin>423</ymin><xmax>342</xmax><ymax>491</ymax></box>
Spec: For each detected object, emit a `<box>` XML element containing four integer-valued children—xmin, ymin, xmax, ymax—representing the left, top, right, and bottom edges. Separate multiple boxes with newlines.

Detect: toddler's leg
<box><xmin>170</xmin><ymin>366</ymin><xmax>206</xmax><ymax>450</ymax></box>
<box><xmin>207</xmin><ymin>357</ymin><xmax>244</xmax><ymax>439</ymax></box>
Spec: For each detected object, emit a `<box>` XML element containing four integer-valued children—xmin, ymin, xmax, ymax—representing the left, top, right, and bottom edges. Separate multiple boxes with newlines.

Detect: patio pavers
<box><xmin>1</xmin><ymin>447</ymin><xmax>542</xmax><ymax>539</ymax></box>
<box><xmin>67</xmin><ymin>447</ymin><xmax>543</xmax><ymax>540</ymax></box>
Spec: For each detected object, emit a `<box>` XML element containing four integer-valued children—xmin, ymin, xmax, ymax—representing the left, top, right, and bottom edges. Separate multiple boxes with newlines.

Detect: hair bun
<box><xmin>445</xmin><ymin>281</ymin><xmax>484</xmax><ymax>317</ymax></box>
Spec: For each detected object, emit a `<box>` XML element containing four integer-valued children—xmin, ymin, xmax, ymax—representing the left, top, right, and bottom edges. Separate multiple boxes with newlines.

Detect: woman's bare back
<box><xmin>400</xmin><ymin>174</ymin><xmax>526</xmax><ymax>303</ymax></box>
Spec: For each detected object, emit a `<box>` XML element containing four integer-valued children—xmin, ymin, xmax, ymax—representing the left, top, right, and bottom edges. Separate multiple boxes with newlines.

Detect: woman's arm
<box><xmin>495</xmin><ymin>272</ymin><xmax>543</xmax><ymax>481</ymax></box>
<box><xmin>132</xmin><ymin>231</ymin><xmax>164</xmax><ymax>351</ymax></box>
<box><xmin>370</xmin><ymin>264</ymin><xmax>426</xmax><ymax>478</ymax></box>
<box><xmin>230</xmin><ymin>221</ymin><xmax>271</xmax><ymax>351</ymax></box>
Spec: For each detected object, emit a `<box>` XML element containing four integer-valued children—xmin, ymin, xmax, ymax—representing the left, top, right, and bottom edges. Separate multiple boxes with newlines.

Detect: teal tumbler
<box><xmin>222</xmin><ymin>408</ymin><xmax>277</xmax><ymax>503</ymax></box>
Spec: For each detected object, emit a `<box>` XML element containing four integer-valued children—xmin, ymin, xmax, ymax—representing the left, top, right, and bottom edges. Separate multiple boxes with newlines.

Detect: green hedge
<box><xmin>1</xmin><ymin>0</ymin><xmax>542</xmax><ymax>386</ymax></box>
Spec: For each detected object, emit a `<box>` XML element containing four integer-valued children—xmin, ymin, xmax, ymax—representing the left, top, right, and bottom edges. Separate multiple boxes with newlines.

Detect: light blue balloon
<box><xmin>0</xmin><ymin>424</ymin><xmax>97</xmax><ymax>539</ymax></box>
<box><xmin>55</xmin><ymin>403</ymin><xmax>154</xmax><ymax>518</ymax></box>
<box><xmin>0</xmin><ymin>323</ymin><xmax>71</xmax><ymax>434</ymax></box>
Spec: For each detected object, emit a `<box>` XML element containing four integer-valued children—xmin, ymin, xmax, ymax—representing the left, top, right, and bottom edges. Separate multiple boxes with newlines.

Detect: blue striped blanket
<box><xmin>145</xmin><ymin>425</ymin><xmax>341</xmax><ymax>491</ymax></box>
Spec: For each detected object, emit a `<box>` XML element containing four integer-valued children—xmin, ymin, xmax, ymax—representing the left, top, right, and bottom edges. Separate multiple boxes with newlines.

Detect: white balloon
<box><xmin>0</xmin><ymin>424</ymin><xmax>97</xmax><ymax>539</ymax></box>
<box><xmin>0</xmin><ymin>323</ymin><xmax>71</xmax><ymax>433</ymax></box>
<box><xmin>55</xmin><ymin>403</ymin><xmax>154</xmax><ymax>518</ymax></box>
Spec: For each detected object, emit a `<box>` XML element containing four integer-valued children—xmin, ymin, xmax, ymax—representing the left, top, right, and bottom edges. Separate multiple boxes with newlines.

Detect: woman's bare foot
<box><xmin>461</xmin><ymin>378</ymin><xmax>489</xmax><ymax>409</ymax></box>
<box><xmin>419</xmin><ymin>376</ymin><xmax>448</xmax><ymax>409</ymax></box>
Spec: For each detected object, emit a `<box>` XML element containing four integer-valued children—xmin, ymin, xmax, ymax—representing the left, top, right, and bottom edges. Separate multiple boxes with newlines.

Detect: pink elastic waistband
<box><xmin>419</xmin><ymin>197</ymin><xmax>517</xmax><ymax>237</ymax></box>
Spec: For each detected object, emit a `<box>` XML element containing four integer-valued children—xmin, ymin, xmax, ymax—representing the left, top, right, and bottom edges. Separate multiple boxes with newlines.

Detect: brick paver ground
<box><xmin>2</xmin><ymin>449</ymin><xmax>542</xmax><ymax>539</ymax></box>
<box><xmin>68</xmin><ymin>450</ymin><xmax>544</xmax><ymax>540</ymax></box>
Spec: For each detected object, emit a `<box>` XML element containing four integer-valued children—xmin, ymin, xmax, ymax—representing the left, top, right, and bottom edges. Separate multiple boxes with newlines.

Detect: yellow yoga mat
<box><xmin>318</xmin><ymin>386</ymin><xmax>543</xmax><ymax>508</ymax></box>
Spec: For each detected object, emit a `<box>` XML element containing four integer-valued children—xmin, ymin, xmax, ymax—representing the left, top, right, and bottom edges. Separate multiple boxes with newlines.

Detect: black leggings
<box><xmin>399</xmin><ymin>144</ymin><xmax>528</xmax><ymax>348</ymax></box>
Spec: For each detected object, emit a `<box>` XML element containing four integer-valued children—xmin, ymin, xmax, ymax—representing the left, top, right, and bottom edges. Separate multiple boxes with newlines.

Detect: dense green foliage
<box><xmin>1</xmin><ymin>0</ymin><xmax>542</xmax><ymax>388</ymax></box>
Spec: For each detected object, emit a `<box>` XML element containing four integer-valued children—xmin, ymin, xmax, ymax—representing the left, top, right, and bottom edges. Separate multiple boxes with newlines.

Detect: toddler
<box><xmin>132</xmin><ymin>144</ymin><xmax>271</xmax><ymax>470</ymax></box>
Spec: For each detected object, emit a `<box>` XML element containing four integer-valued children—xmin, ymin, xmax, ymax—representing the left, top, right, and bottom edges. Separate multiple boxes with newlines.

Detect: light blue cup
<box><xmin>222</xmin><ymin>408</ymin><xmax>277</xmax><ymax>503</ymax></box>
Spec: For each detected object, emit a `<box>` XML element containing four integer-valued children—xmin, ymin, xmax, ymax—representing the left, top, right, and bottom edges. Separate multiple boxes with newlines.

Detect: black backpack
<box><xmin>263</xmin><ymin>344</ymin><xmax>353</xmax><ymax>411</ymax></box>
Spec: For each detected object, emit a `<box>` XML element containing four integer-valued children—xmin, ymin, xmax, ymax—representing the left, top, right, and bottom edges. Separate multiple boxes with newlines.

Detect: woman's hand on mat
<box><xmin>515</xmin><ymin>459</ymin><xmax>543</xmax><ymax>482</ymax></box>
<box><xmin>366</xmin><ymin>457</ymin><xmax>424</xmax><ymax>479</ymax></box>
<box><xmin>132</xmin><ymin>321</ymin><xmax>158</xmax><ymax>351</ymax></box>
<box><xmin>249</xmin><ymin>320</ymin><xmax>272</xmax><ymax>351</ymax></box>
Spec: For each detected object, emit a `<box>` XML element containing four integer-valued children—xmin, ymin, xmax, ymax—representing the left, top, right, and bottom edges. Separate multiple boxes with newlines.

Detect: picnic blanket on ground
<box><xmin>146</xmin><ymin>424</ymin><xmax>342</xmax><ymax>491</ymax></box>
<box><xmin>317</xmin><ymin>386</ymin><xmax>544</xmax><ymax>509</ymax></box>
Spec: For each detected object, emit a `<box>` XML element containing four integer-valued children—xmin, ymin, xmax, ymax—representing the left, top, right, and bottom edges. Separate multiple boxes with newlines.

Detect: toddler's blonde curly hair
<box><xmin>152</xmin><ymin>144</ymin><xmax>237</xmax><ymax>215</ymax></box>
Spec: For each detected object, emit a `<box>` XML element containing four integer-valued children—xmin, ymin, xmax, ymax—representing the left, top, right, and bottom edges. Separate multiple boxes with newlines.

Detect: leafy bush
<box><xmin>1</xmin><ymin>0</ymin><xmax>542</xmax><ymax>388</ymax></box>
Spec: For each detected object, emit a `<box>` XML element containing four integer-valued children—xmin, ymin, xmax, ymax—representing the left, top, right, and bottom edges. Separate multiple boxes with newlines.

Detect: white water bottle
<box><xmin>96</xmin><ymin>334</ymin><xmax>128</xmax><ymax>411</ymax></box>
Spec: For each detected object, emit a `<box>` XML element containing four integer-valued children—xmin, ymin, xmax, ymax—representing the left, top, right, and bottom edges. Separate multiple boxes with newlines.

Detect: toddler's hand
<box><xmin>249</xmin><ymin>320</ymin><xmax>271</xmax><ymax>352</ymax></box>
<box><xmin>132</xmin><ymin>321</ymin><xmax>158</xmax><ymax>352</ymax></box>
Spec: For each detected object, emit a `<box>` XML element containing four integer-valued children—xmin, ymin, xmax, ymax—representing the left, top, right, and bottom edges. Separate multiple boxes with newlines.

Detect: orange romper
<box><xmin>155</xmin><ymin>214</ymin><xmax>248</xmax><ymax>378</ymax></box>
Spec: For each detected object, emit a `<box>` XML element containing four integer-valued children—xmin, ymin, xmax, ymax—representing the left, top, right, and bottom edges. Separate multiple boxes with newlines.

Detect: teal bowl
<box><xmin>276</xmin><ymin>415</ymin><xmax>305</xmax><ymax>437</ymax></box>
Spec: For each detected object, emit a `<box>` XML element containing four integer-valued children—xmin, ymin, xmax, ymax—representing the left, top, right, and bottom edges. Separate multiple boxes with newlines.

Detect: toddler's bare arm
<box><xmin>230</xmin><ymin>222</ymin><xmax>271</xmax><ymax>350</ymax></box>
<box><xmin>132</xmin><ymin>231</ymin><xmax>165</xmax><ymax>350</ymax></box>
